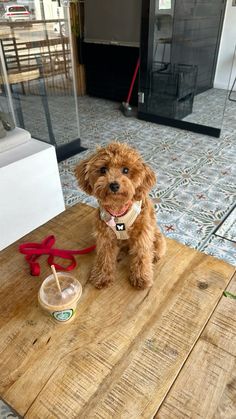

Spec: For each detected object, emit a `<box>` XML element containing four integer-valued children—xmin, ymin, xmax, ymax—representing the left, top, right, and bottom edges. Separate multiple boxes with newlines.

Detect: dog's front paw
<box><xmin>154</xmin><ymin>232</ymin><xmax>167</xmax><ymax>262</ymax></box>
<box><xmin>129</xmin><ymin>272</ymin><xmax>153</xmax><ymax>290</ymax></box>
<box><xmin>89</xmin><ymin>268</ymin><xmax>113</xmax><ymax>289</ymax></box>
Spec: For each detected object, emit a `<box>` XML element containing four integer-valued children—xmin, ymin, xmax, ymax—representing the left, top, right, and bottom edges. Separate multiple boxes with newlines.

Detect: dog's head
<box><xmin>76</xmin><ymin>142</ymin><xmax>156</xmax><ymax>206</ymax></box>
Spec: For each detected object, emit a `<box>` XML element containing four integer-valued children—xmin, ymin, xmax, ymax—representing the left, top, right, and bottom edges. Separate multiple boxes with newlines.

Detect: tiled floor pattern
<box><xmin>183</xmin><ymin>88</ymin><xmax>228</xmax><ymax>128</ymax></box>
<box><xmin>216</xmin><ymin>207</ymin><xmax>236</xmax><ymax>241</ymax></box>
<box><xmin>16</xmin><ymin>88</ymin><xmax>228</xmax><ymax>145</ymax></box>
<box><xmin>59</xmin><ymin>95</ymin><xmax>236</xmax><ymax>266</ymax></box>
<box><xmin>0</xmin><ymin>399</ymin><xmax>20</xmax><ymax>419</ymax></box>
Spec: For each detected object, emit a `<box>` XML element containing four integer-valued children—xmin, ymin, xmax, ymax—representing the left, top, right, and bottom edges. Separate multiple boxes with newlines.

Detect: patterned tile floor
<box><xmin>216</xmin><ymin>207</ymin><xmax>236</xmax><ymax>241</ymax></box>
<box><xmin>59</xmin><ymin>95</ymin><xmax>236</xmax><ymax>266</ymax></box>
<box><xmin>183</xmin><ymin>88</ymin><xmax>227</xmax><ymax>128</ymax></box>
<box><xmin>0</xmin><ymin>399</ymin><xmax>21</xmax><ymax>419</ymax></box>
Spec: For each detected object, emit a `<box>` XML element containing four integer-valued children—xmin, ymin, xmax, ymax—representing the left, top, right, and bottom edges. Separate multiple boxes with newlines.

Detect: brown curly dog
<box><xmin>76</xmin><ymin>142</ymin><xmax>166</xmax><ymax>289</ymax></box>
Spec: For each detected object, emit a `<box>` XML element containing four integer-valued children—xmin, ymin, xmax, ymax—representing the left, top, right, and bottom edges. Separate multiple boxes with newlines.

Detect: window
<box><xmin>9</xmin><ymin>6</ymin><xmax>28</xmax><ymax>13</ymax></box>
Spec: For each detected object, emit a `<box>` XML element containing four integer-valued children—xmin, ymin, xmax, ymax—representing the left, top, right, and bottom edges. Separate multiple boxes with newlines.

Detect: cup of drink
<box><xmin>38</xmin><ymin>270</ymin><xmax>82</xmax><ymax>324</ymax></box>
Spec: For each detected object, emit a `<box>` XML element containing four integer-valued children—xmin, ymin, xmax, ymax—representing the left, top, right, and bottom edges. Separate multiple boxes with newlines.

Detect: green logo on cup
<box><xmin>53</xmin><ymin>309</ymin><xmax>74</xmax><ymax>322</ymax></box>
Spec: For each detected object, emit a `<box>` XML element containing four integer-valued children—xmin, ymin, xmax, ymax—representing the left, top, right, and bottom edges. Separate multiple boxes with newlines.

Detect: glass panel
<box><xmin>139</xmin><ymin>0</ymin><xmax>228</xmax><ymax>134</ymax></box>
<box><xmin>0</xmin><ymin>0</ymin><xmax>80</xmax><ymax>149</ymax></box>
<box><xmin>228</xmin><ymin>45</ymin><xmax>236</xmax><ymax>103</ymax></box>
<box><xmin>0</xmin><ymin>44</ymin><xmax>16</xmax><ymax>138</ymax></box>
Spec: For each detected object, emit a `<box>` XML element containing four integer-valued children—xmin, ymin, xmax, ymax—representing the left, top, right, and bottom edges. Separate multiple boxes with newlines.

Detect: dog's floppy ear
<box><xmin>75</xmin><ymin>157</ymin><xmax>93</xmax><ymax>195</ymax></box>
<box><xmin>134</xmin><ymin>163</ymin><xmax>156</xmax><ymax>200</ymax></box>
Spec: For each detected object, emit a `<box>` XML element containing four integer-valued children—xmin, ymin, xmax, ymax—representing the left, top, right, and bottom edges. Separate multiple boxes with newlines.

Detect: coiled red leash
<box><xmin>19</xmin><ymin>235</ymin><xmax>96</xmax><ymax>276</ymax></box>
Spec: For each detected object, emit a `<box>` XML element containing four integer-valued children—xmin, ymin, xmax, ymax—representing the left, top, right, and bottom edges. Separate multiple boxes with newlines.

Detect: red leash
<box><xmin>19</xmin><ymin>235</ymin><xmax>96</xmax><ymax>276</ymax></box>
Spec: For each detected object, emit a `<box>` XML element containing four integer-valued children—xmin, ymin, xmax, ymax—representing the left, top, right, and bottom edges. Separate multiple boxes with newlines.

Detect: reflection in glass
<box><xmin>0</xmin><ymin>45</ymin><xmax>16</xmax><ymax>138</ymax></box>
<box><xmin>0</xmin><ymin>0</ymin><xmax>80</xmax><ymax>149</ymax></box>
<box><xmin>141</xmin><ymin>0</ymin><xmax>229</xmax><ymax>133</ymax></box>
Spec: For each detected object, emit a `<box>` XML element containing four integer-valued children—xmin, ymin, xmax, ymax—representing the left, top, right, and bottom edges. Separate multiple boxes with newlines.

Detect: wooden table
<box><xmin>0</xmin><ymin>203</ymin><xmax>236</xmax><ymax>419</ymax></box>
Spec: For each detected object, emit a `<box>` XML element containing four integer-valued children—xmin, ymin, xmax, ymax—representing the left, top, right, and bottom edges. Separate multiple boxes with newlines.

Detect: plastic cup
<box><xmin>38</xmin><ymin>272</ymin><xmax>82</xmax><ymax>324</ymax></box>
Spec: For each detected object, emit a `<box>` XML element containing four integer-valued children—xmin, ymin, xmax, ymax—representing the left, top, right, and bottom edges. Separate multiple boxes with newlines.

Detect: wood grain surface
<box><xmin>156</xmin><ymin>272</ymin><xmax>236</xmax><ymax>419</ymax></box>
<box><xmin>0</xmin><ymin>204</ymin><xmax>234</xmax><ymax>418</ymax></box>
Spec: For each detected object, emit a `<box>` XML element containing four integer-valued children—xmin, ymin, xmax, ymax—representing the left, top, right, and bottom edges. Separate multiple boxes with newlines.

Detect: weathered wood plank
<box><xmin>156</xmin><ymin>272</ymin><xmax>236</xmax><ymax>419</ymax></box>
<box><xmin>0</xmin><ymin>204</ymin><xmax>234</xmax><ymax>418</ymax></box>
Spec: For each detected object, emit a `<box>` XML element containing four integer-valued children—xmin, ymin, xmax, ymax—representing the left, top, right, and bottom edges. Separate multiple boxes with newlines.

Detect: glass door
<box><xmin>138</xmin><ymin>0</ymin><xmax>227</xmax><ymax>138</ymax></box>
<box><xmin>0</xmin><ymin>0</ymin><xmax>85</xmax><ymax>160</ymax></box>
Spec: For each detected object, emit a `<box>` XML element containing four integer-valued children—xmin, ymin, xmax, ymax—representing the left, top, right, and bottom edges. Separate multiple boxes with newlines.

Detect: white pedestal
<box><xmin>0</xmin><ymin>136</ymin><xmax>65</xmax><ymax>250</ymax></box>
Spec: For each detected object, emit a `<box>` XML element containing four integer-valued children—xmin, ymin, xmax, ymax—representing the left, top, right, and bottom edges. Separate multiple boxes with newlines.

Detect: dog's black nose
<box><xmin>109</xmin><ymin>182</ymin><xmax>120</xmax><ymax>193</ymax></box>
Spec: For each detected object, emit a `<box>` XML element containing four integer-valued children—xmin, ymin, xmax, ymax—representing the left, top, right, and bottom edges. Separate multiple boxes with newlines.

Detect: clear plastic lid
<box><xmin>39</xmin><ymin>273</ymin><xmax>82</xmax><ymax>307</ymax></box>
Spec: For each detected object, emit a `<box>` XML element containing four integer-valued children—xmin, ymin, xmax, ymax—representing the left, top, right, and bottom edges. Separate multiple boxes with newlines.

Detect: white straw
<box><xmin>51</xmin><ymin>265</ymin><xmax>62</xmax><ymax>294</ymax></box>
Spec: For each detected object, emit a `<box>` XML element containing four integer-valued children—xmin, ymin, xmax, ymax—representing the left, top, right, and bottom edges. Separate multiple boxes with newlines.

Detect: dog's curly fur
<box><xmin>76</xmin><ymin>142</ymin><xmax>166</xmax><ymax>289</ymax></box>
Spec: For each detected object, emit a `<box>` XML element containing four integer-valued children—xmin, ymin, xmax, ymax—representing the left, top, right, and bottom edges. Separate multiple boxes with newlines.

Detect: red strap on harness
<box><xmin>19</xmin><ymin>235</ymin><xmax>96</xmax><ymax>276</ymax></box>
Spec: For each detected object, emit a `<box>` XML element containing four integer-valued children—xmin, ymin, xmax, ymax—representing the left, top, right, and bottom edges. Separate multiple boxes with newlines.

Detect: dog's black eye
<box><xmin>122</xmin><ymin>167</ymin><xmax>129</xmax><ymax>174</ymax></box>
<box><xmin>100</xmin><ymin>166</ymin><xmax>107</xmax><ymax>174</ymax></box>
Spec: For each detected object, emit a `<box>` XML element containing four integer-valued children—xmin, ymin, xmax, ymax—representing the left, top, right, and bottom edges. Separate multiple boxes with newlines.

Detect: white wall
<box><xmin>33</xmin><ymin>0</ymin><xmax>65</xmax><ymax>20</ymax></box>
<box><xmin>214</xmin><ymin>0</ymin><xmax>236</xmax><ymax>90</ymax></box>
<box><xmin>43</xmin><ymin>1</ymin><xmax>64</xmax><ymax>20</ymax></box>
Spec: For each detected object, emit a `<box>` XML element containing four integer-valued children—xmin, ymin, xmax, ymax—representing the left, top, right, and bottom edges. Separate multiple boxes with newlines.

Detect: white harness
<box><xmin>100</xmin><ymin>201</ymin><xmax>142</xmax><ymax>240</ymax></box>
